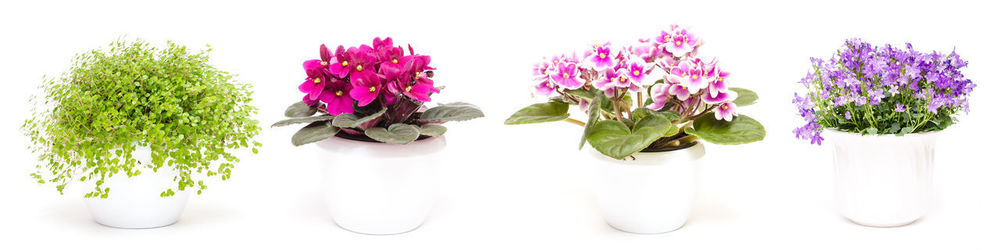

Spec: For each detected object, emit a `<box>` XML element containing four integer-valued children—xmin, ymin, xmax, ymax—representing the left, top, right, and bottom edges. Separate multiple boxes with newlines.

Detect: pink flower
<box><xmin>535</xmin><ymin>80</ymin><xmax>556</xmax><ymax>96</ymax></box>
<box><xmin>550</xmin><ymin>63</ymin><xmax>583</xmax><ymax>89</ymax></box>
<box><xmin>715</xmin><ymin>102</ymin><xmax>737</xmax><ymax>121</ymax></box>
<box><xmin>625</xmin><ymin>60</ymin><xmax>647</xmax><ymax>85</ymax></box>
<box><xmin>329</xmin><ymin>45</ymin><xmax>376</xmax><ymax>78</ymax></box>
<box><xmin>703</xmin><ymin>89</ymin><xmax>735</xmax><ymax>104</ymax></box>
<box><xmin>661</xmin><ymin>25</ymin><xmax>699</xmax><ymax>56</ymax></box>
<box><xmin>299</xmin><ymin>59</ymin><xmax>328</xmax><ymax>101</ymax></box>
<box><xmin>588</xmin><ymin>43</ymin><xmax>615</xmax><ymax>70</ymax></box>
<box><xmin>349</xmin><ymin>70</ymin><xmax>382</xmax><ymax>106</ymax></box>
<box><xmin>671</xmin><ymin>59</ymin><xmax>709</xmax><ymax>90</ymax></box>
<box><xmin>647</xmin><ymin>83</ymin><xmax>670</xmax><ymax>110</ymax></box>
<box><xmin>669</xmin><ymin>83</ymin><xmax>692</xmax><ymax>101</ymax></box>
<box><xmin>319</xmin><ymin>81</ymin><xmax>355</xmax><ymax>115</ymax></box>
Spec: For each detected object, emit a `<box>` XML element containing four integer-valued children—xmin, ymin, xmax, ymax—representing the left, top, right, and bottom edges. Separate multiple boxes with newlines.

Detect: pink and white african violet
<box><xmin>508</xmin><ymin>26</ymin><xmax>765</xmax><ymax>159</ymax></box>
<box><xmin>275</xmin><ymin>37</ymin><xmax>483</xmax><ymax>146</ymax></box>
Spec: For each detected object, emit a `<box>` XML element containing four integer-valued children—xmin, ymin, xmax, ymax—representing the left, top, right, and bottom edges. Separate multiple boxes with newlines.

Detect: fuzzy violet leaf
<box><xmin>272</xmin><ymin>115</ymin><xmax>336</xmax><ymax>127</ymax></box>
<box><xmin>504</xmin><ymin>101</ymin><xmax>570</xmax><ymax>125</ymax></box>
<box><xmin>586</xmin><ymin>115</ymin><xmax>679</xmax><ymax>160</ymax></box>
<box><xmin>291</xmin><ymin>121</ymin><xmax>340</xmax><ymax>146</ymax></box>
<box><xmin>365</xmin><ymin>124</ymin><xmax>421</xmax><ymax>144</ymax></box>
<box><xmin>332</xmin><ymin>107</ymin><xmax>387</xmax><ymax>128</ymax></box>
<box><xmin>687</xmin><ymin>113</ymin><xmax>765</xmax><ymax>145</ymax></box>
<box><xmin>730</xmin><ymin>87</ymin><xmax>758</xmax><ymax>106</ymax></box>
<box><xmin>285</xmin><ymin>101</ymin><xmax>318</xmax><ymax>117</ymax></box>
<box><xmin>580</xmin><ymin>95</ymin><xmax>605</xmax><ymax>149</ymax></box>
<box><xmin>419</xmin><ymin>102</ymin><xmax>485</xmax><ymax>122</ymax></box>
<box><xmin>419</xmin><ymin>124</ymin><xmax>447</xmax><ymax>136</ymax></box>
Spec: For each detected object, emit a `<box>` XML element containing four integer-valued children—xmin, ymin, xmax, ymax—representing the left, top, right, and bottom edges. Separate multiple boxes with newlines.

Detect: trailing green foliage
<box><xmin>22</xmin><ymin>39</ymin><xmax>261</xmax><ymax>198</ymax></box>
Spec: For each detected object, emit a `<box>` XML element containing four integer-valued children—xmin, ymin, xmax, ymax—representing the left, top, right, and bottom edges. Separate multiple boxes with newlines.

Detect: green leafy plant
<box><xmin>22</xmin><ymin>39</ymin><xmax>262</xmax><ymax>198</ymax></box>
<box><xmin>506</xmin><ymin>27</ymin><xmax>765</xmax><ymax>160</ymax></box>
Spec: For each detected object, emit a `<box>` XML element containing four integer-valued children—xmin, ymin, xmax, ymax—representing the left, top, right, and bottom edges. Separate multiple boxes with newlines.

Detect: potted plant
<box><xmin>22</xmin><ymin>39</ymin><xmax>262</xmax><ymax>229</ymax></box>
<box><xmin>793</xmin><ymin>39</ymin><xmax>975</xmax><ymax>227</ymax></box>
<box><xmin>505</xmin><ymin>25</ymin><xmax>765</xmax><ymax>234</ymax></box>
<box><xmin>273</xmin><ymin>37</ymin><xmax>483</xmax><ymax>235</ymax></box>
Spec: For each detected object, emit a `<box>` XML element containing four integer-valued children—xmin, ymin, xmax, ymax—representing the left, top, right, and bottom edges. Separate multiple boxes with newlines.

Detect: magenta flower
<box><xmin>329</xmin><ymin>45</ymin><xmax>376</xmax><ymax>78</ymax></box>
<box><xmin>535</xmin><ymin>80</ymin><xmax>556</xmax><ymax>96</ymax></box>
<box><xmin>662</xmin><ymin>25</ymin><xmax>699</xmax><ymax>55</ymax></box>
<box><xmin>671</xmin><ymin>60</ymin><xmax>709</xmax><ymax>90</ymax></box>
<box><xmin>299</xmin><ymin>59</ymin><xmax>328</xmax><ymax>101</ymax></box>
<box><xmin>647</xmin><ymin>83</ymin><xmax>670</xmax><ymax>110</ymax></box>
<box><xmin>708</xmin><ymin>67</ymin><xmax>729</xmax><ymax>98</ymax></box>
<box><xmin>402</xmin><ymin>79</ymin><xmax>439</xmax><ymax>102</ymax></box>
<box><xmin>669</xmin><ymin>83</ymin><xmax>692</xmax><ymax>101</ymax></box>
<box><xmin>550</xmin><ymin>63</ymin><xmax>583</xmax><ymax>89</ymax></box>
<box><xmin>703</xmin><ymin>89</ymin><xmax>735</xmax><ymax>104</ymax></box>
<box><xmin>349</xmin><ymin>70</ymin><xmax>382</xmax><ymax>106</ymax></box>
<box><xmin>594</xmin><ymin>69</ymin><xmax>629</xmax><ymax>90</ymax></box>
<box><xmin>715</xmin><ymin>102</ymin><xmax>737</xmax><ymax>121</ymax></box>
<box><xmin>625</xmin><ymin>61</ymin><xmax>647</xmax><ymax>85</ymax></box>
<box><xmin>588</xmin><ymin>44</ymin><xmax>615</xmax><ymax>70</ymax></box>
<box><xmin>319</xmin><ymin>81</ymin><xmax>355</xmax><ymax>115</ymax></box>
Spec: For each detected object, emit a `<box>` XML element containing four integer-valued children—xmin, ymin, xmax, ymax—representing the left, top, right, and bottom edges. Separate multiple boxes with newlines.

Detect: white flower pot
<box><xmin>590</xmin><ymin>142</ymin><xmax>705</xmax><ymax>234</ymax></box>
<box><xmin>82</xmin><ymin>147</ymin><xmax>191</xmax><ymax>229</ymax></box>
<box><xmin>315</xmin><ymin>135</ymin><xmax>445</xmax><ymax>235</ymax></box>
<box><xmin>827</xmin><ymin>130</ymin><xmax>937</xmax><ymax>227</ymax></box>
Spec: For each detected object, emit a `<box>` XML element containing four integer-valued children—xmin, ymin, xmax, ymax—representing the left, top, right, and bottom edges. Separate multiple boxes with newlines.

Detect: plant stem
<box><xmin>612</xmin><ymin>90</ymin><xmax>625</xmax><ymax>123</ymax></box>
<box><xmin>564</xmin><ymin>118</ymin><xmax>585</xmax><ymax>126</ymax></box>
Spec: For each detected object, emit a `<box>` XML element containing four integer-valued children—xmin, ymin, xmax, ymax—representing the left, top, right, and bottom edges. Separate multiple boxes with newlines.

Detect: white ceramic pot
<box><xmin>590</xmin><ymin>142</ymin><xmax>705</xmax><ymax>234</ymax></box>
<box><xmin>316</xmin><ymin>135</ymin><xmax>445</xmax><ymax>235</ymax></box>
<box><xmin>82</xmin><ymin>147</ymin><xmax>191</xmax><ymax>229</ymax></box>
<box><xmin>827</xmin><ymin>130</ymin><xmax>937</xmax><ymax>227</ymax></box>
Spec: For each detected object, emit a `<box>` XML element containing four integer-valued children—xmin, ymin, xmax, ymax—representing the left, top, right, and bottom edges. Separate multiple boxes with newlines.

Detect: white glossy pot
<box><xmin>316</xmin><ymin>135</ymin><xmax>445</xmax><ymax>235</ymax></box>
<box><xmin>590</xmin><ymin>142</ymin><xmax>705</xmax><ymax>234</ymax></box>
<box><xmin>82</xmin><ymin>147</ymin><xmax>191</xmax><ymax>229</ymax></box>
<box><xmin>827</xmin><ymin>130</ymin><xmax>937</xmax><ymax>227</ymax></box>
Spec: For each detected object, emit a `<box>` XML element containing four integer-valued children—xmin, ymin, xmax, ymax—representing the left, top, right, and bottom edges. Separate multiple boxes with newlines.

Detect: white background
<box><xmin>1</xmin><ymin>0</ymin><xmax>998</xmax><ymax>249</ymax></box>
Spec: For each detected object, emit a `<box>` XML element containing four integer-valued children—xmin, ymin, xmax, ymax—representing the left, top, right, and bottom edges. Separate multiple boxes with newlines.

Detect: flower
<box><xmin>550</xmin><ymin>63</ymin><xmax>583</xmax><ymax>89</ymax></box>
<box><xmin>895</xmin><ymin>104</ymin><xmax>906</xmax><ymax>112</ymax></box>
<box><xmin>299</xmin><ymin>59</ymin><xmax>328</xmax><ymax>101</ymax></box>
<box><xmin>319</xmin><ymin>81</ymin><xmax>354</xmax><ymax>115</ymax></box>
<box><xmin>625</xmin><ymin>60</ymin><xmax>647</xmax><ymax>85</ymax></box>
<box><xmin>715</xmin><ymin>102</ymin><xmax>736</xmax><ymax>121</ymax></box>
<box><xmin>671</xmin><ymin>59</ymin><xmax>709</xmax><ymax>90</ymax></box>
<box><xmin>647</xmin><ymin>83</ymin><xmax>670</xmax><ymax>110</ymax></box>
<box><xmin>660</xmin><ymin>25</ymin><xmax>699</xmax><ymax>56</ymax></box>
<box><xmin>668</xmin><ymin>82</ymin><xmax>692</xmax><ymax>101</ymax></box>
<box><xmin>703</xmin><ymin>89</ymin><xmax>735</xmax><ymax>104</ymax></box>
<box><xmin>329</xmin><ymin>45</ymin><xmax>376</xmax><ymax>78</ymax></box>
<box><xmin>535</xmin><ymin>80</ymin><xmax>556</xmax><ymax>96</ymax></box>
<box><xmin>348</xmin><ymin>70</ymin><xmax>381</xmax><ymax>106</ymax></box>
<box><xmin>588</xmin><ymin>43</ymin><xmax>615</xmax><ymax>70</ymax></box>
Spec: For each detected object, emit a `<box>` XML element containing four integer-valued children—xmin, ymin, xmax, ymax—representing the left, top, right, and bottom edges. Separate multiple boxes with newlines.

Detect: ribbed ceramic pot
<box><xmin>590</xmin><ymin>142</ymin><xmax>706</xmax><ymax>234</ymax></box>
<box><xmin>82</xmin><ymin>147</ymin><xmax>191</xmax><ymax>229</ymax></box>
<box><xmin>827</xmin><ymin>130</ymin><xmax>937</xmax><ymax>227</ymax></box>
<box><xmin>315</xmin><ymin>135</ymin><xmax>445</xmax><ymax>235</ymax></box>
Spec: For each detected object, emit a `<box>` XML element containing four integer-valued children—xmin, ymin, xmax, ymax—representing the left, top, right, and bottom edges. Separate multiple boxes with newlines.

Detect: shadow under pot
<box><xmin>827</xmin><ymin>130</ymin><xmax>937</xmax><ymax>227</ymax></box>
<box><xmin>315</xmin><ymin>134</ymin><xmax>445</xmax><ymax>235</ymax></box>
<box><xmin>82</xmin><ymin>147</ymin><xmax>191</xmax><ymax>229</ymax></box>
<box><xmin>590</xmin><ymin>142</ymin><xmax>705</xmax><ymax>234</ymax></box>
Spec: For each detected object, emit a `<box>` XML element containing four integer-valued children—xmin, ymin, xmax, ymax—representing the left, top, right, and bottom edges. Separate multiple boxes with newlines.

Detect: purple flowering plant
<box><xmin>506</xmin><ymin>26</ymin><xmax>766</xmax><ymax>160</ymax></box>
<box><xmin>274</xmin><ymin>37</ymin><xmax>484</xmax><ymax>145</ymax></box>
<box><xmin>793</xmin><ymin>39</ymin><xmax>975</xmax><ymax>145</ymax></box>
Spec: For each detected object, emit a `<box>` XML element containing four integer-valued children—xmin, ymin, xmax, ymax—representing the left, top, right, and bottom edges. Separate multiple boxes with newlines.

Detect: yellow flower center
<box><xmin>553</xmin><ymin>60</ymin><xmax>559</xmax><ymax>64</ymax></box>
<box><xmin>415</xmin><ymin>72</ymin><xmax>421</xmax><ymax>79</ymax></box>
<box><xmin>562</xmin><ymin>73</ymin><xmax>569</xmax><ymax>79</ymax></box>
<box><xmin>392</xmin><ymin>59</ymin><xmax>398</xmax><ymax>64</ymax></box>
<box><xmin>619</xmin><ymin>77</ymin><xmax>627</xmax><ymax>82</ymax></box>
<box><xmin>692</xmin><ymin>75</ymin><xmax>699</xmax><ymax>80</ymax></box>
<box><xmin>368</xmin><ymin>86</ymin><xmax>376</xmax><ymax>92</ymax></box>
<box><xmin>356</xmin><ymin>65</ymin><xmax>363</xmax><ymax>71</ymax></box>
<box><xmin>320</xmin><ymin>61</ymin><xmax>328</xmax><ymax>66</ymax></box>
<box><xmin>681</xmin><ymin>86</ymin><xmax>687</xmax><ymax>90</ymax></box>
<box><xmin>599</xmin><ymin>53</ymin><xmax>606</xmax><ymax>59</ymax></box>
<box><xmin>335</xmin><ymin>90</ymin><xmax>343</xmax><ymax>96</ymax></box>
<box><xmin>633</xmin><ymin>70</ymin><xmax>640</xmax><ymax>76</ymax></box>
<box><xmin>676</xmin><ymin>40</ymin><xmax>682</xmax><ymax>46</ymax></box>
<box><xmin>405</xmin><ymin>86</ymin><xmax>413</xmax><ymax>92</ymax></box>
<box><xmin>341</xmin><ymin>61</ymin><xmax>348</xmax><ymax>66</ymax></box>
<box><xmin>721</xmin><ymin>104</ymin><xmax>728</xmax><ymax>110</ymax></box>
<box><xmin>546</xmin><ymin>82</ymin><xmax>553</xmax><ymax>88</ymax></box>
<box><xmin>313</xmin><ymin>78</ymin><xmax>321</xmax><ymax>83</ymax></box>
<box><xmin>663</xmin><ymin>35</ymin><xmax>670</xmax><ymax>41</ymax></box>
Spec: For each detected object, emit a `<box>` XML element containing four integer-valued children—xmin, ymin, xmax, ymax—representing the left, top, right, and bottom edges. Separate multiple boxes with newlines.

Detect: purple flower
<box><xmin>319</xmin><ymin>81</ymin><xmax>354</xmax><ymax>115</ymax></box>
<box><xmin>299</xmin><ymin>59</ymin><xmax>328</xmax><ymax>101</ymax></box>
<box><xmin>845</xmin><ymin>111</ymin><xmax>852</xmax><ymax>120</ymax></box>
<box><xmin>550</xmin><ymin>63</ymin><xmax>583</xmax><ymax>89</ymax></box>
<box><xmin>714</xmin><ymin>102</ymin><xmax>737</xmax><ymax>121</ymax></box>
<box><xmin>895</xmin><ymin>104</ymin><xmax>906</xmax><ymax>112</ymax></box>
<box><xmin>348</xmin><ymin>70</ymin><xmax>381</xmax><ymax>106</ymax></box>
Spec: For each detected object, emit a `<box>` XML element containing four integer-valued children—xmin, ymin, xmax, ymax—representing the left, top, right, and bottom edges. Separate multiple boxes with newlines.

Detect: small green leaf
<box><xmin>634</xmin><ymin>108</ymin><xmax>681</xmax><ymax>122</ymax></box>
<box><xmin>284</xmin><ymin>101</ymin><xmax>318</xmax><ymax>117</ymax></box>
<box><xmin>731</xmin><ymin>87</ymin><xmax>758</xmax><ymax>106</ymax></box>
<box><xmin>504</xmin><ymin>101</ymin><xmax>570</xmax><ymax>125</ymax></box>
<box><xmin>419</xmin><ymin>102</ymin><xmax>485</xmax><ymax>122</ymax></box>
<box><xmin>580</xmin><ymin>95</ymin><xmax>604</xmax><ymax>149</ymax></box>
<box><xmin>565</xmin><ymin>88</ymin><xmax>596</xmax><ymax>99</ymax></box>
<box><xmin>586</xmin><ymin>116</ymin><xmax>677</xmax><ymax>159</ymax></box>
<box><xmin>332</xmin><ymin>107</ymin><xmax>387</xmax><ymax>128</ymax></box>
<box><xmin>272</xmin><ymin>115</ymin><xmax>335</xmax><ymax>127</ymax></box>
<box><xmin>688</xmin><ymin>113</ymin><xmax>765</xmax><ymax>145</ymax></box>
<box><xmin>898</xmin><ymin>126</ymin><xmax>915</xmax><ymax>136</ymax></box>
<box><xmin>291</xmin><ymin>121</ymin><xmax>340</xmax><ymax>146</ymax></box>
<box><xmin>865</xmin><ymin>127</ymin><xmax>878</xmax><ymax>135</ymax></box>
<box><xmin>365</xmin><ymin>124</ymin><xmax>420</xmax><ymax>144</ymax></box>
<box><xmin>419</xmin><ymin>124</ymin><xmax>447</xmax><ymax>136</ymax></box>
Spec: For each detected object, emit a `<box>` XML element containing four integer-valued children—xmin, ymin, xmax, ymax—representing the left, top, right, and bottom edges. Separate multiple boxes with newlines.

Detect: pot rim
<box><xmin>587</xmin><ymin>141</ymin><xmax>705</xmax><ymax>166</ymax></box>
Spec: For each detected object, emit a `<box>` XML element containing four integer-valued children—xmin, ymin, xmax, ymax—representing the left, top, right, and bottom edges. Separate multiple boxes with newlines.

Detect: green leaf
<box><xmin>731</xmin><ymin>87</ymin><xmax>758</xmax><ymax>106</ymax></box>
<box><xmin>365</xmin><ymin>124</ymin><xmax>420</xmax><ymax>144</ymax></box>
<box><xmin>504</xmin><ymin>101</ymin><xmax>570</xmax><ymax>125</ymax></box>
<box><xmin>565</xmin><ymin>88</ymin><xmax>596</xmax><ymax>99</ymax></box>
<box><xmin>419</xmin><ymin>102</ymin><xmax>485</xmax><ymax>122</ymax></box>
<box><xmin>291</xmin><ymin>121</ymin><xmax>340</xmax><ymax>146</ymax></box>
<box><xmin>284</xmin><ymin>101</ymin><xmax>317</xmax><ymax>117</ymax></box>
<box><xmin>898</xmin><ymin>126</ymin><xmax>915</xmax><ymax>136</ymax></box>
<box><xmin>419</xmin><ymin>124</ymin><xmax>447</xmax><ymax>136</ymax></box>
<box><xmin>865</xmin><ymin>127</ymin><xmax>878</xmax><ymax>135</ymax></box>
<box><xmin>580</xmin><ymin>95</ymin><xmax>604</xmax><ymax>149</ymax></box>
<box><xmin>634</xmin><ymin>108</ymin><xmax>681</xmax><ymax>122</ymax></box>
<box><xmin>586</xmin><ymin>116</ymin><xmax>677</xmax><ymax>159</ymax></box>
<box><xmin>272</xmin><ymin>115</ymin><xmax>335</xmax><ymax>127</ymax></box>
<box><xmin>332</xmin><ymin>107</ymin><xmax>387</xmax><ymax>128</ymax></box>
<box><xmin>688</xmin><ymin>113</ymin><xmax>765</xmax><ymax>145</ymax></box>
